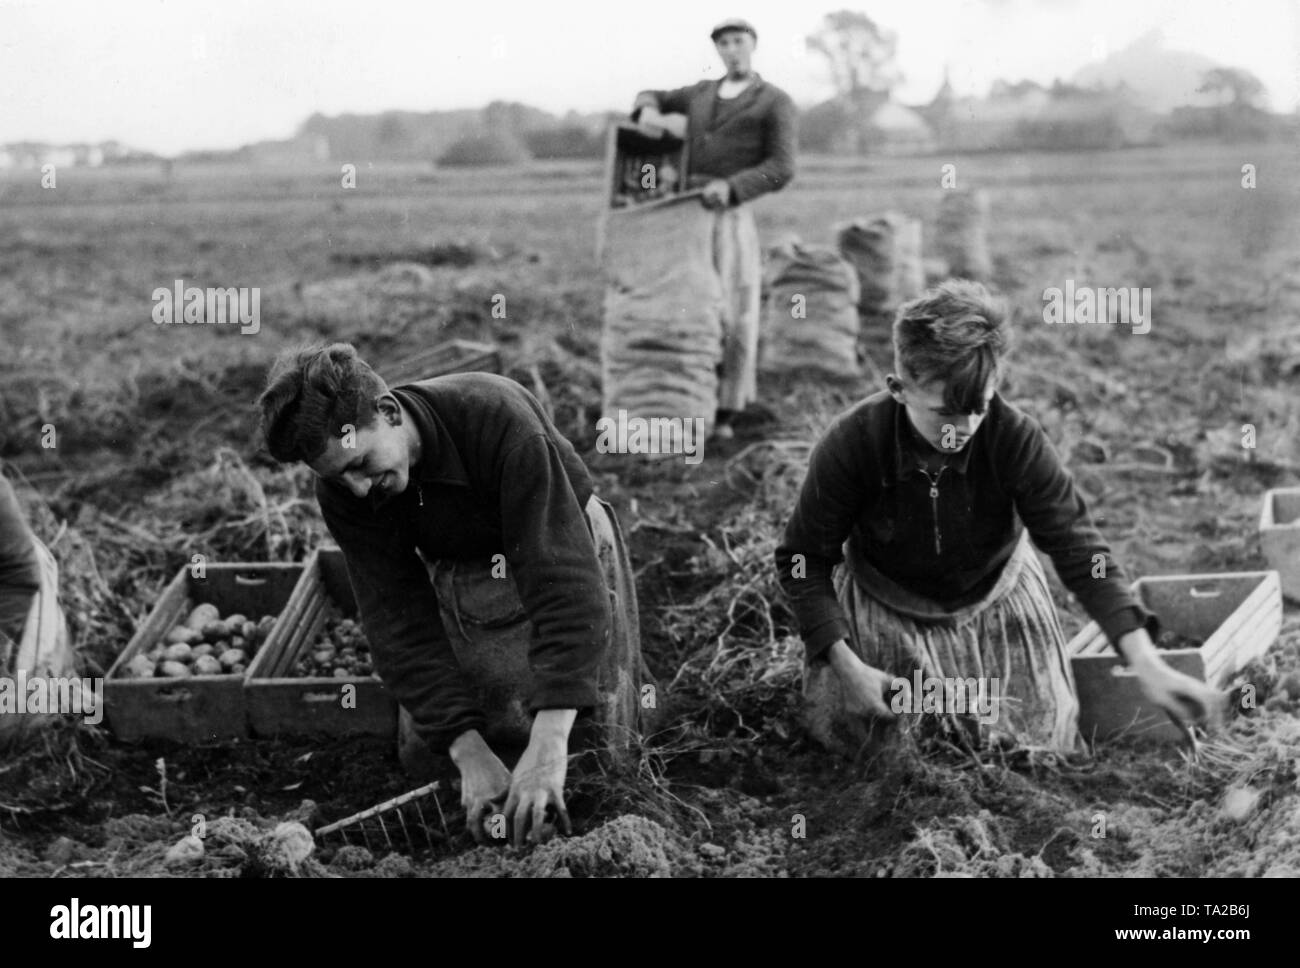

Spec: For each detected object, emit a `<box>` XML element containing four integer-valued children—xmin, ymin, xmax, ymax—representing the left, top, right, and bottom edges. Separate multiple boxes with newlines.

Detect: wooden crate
<box><xmin>382</xmin><ymin>339</ymin><xmax>501</xmax><ymax>388</ymax></box>
<box><xmin>1259</xmin><ymin>487</ymin><xmax>1300</xmax><ymax>602</ymax></box>
<box><xmin>1068</xmin><ymin>571</ymin><xmax>1282</xmax><ymax>744</ymax></box>
<box><xmin>604</xmin><ymin>120</ymin><xmax>690</xmax><ymax>209</ymax></box>
<box><xmin>103</xmin><ymin>563</ymin><xmax>302</xmax><ymax>743</ymax></box>
<box><xmin>246</xmin><ymin>547</ymin><xmax>397</xmax><ymax>738</ymax></box>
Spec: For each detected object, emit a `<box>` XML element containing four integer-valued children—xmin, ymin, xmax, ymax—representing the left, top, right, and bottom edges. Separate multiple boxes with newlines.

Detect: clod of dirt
<box><xmin>329</xmin><ymin>845</ymin><xmax>375</xmax><ymax>871</ymax></box>
<box><xmin>206</xmin><ymin>816</ymin><xmax>261</xmax><ymax>848</ymax></box>
<box><xmin>1221</xmin><ymin>787</ymin><xmax>1261</xmax><ymax>823</ymax></box>
<box><xmin>1280</xmin><ymin>673</ymin><xmax>1300</xmax><ymax>702</ymax></box>
<box><xmin>422</xmin><ymin>815</ymin><xmax>688</xmax><ymax>878</ymax></box>
<box><xmin>43</xmin><ymin>836</ymin><xmax>83</xmax><ymax>866</ymax></box>
<box><xmin>164</xmin><ymin>835</ymin><xmax>205</xmax><ymax>868</ymax></box>
<box><xmin>374</xmin><ymin>853</ymin><xmax>416</xmax><ymax>877</ymax></box>
<box><xmin>254</xmin><ymin>822</ymin><xmax>315</xmax><ymax>875</ymax></box>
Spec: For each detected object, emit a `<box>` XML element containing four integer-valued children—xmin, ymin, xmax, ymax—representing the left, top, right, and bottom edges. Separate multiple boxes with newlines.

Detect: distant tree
<box><xmin>523</xmin><ymin>126</ymin><xmax>604</xmax><ymax>160</ymax></box>
<box><xmin>806</xmin><ymin>11</ymin><xmax>902</xmax><ymax>97</ymax></box>
<box><xmin>1197</xmin><ymin>67</ymin><xmax>1267</xmax><ymax>108</ymax></box>
<box><xmin>798</xmin><ymin>99</ymin><xmax>853</xmax><ymax>153</ymax></box>
<box><xmin>437</xmin><ymin>132</ymin><xmax>531</xmax><ymax>167</ymax></box>
<box><xmin>482</xmin><ymin>101</ymin><xmax>556</xmax><ymax>134</ymax></box>
<box><xmin>376</xmin><ymin>113</ymin><xmax>411</xmax><ymax>149</ymax></box>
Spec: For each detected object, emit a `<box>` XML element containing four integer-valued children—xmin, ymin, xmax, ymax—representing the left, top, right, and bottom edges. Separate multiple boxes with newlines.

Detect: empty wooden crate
<box><xmin>1067</xmin><ymin>571</ymin><xmax>1282</xmax><ymax>744</ymax></box>
<box><xmin>104</xmin><ymin>563</ymin><xmax>303</xmax><ymax>743</ymax></box>
<box><xmin>1259</xmin><ymin>487</ymin><xmax>1300</xmax><ymax>602</ymax></box>
<box><xmin>246</xmin><ymin>546</ymin><xmax>398</xmax><ymax>738</ymax></box>
<box><xmin>381</xmin><ymin>339</ymin><xmax>501</xmax><ymax>388</ymax></box>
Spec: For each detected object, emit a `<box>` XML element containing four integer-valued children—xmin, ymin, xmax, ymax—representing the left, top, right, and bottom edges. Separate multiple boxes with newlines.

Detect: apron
<box><xmin>398</xmin><ymin>495</ymin><xmax>655</xmax><ymax>776</ymax></box>
<box><xmin>711</xmin><ymin>205</ymin><xmax>762</xmax><ymax>413</ymax></box>
<box><xmin>803</xmin><ymin>529</ymin><xmax>1083</xmax><ymax>757</ymax></box>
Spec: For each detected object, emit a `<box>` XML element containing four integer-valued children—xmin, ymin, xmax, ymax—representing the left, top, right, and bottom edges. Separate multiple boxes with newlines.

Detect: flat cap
<box><xmin>710</xmin><ymin>18</ymin><xmax>757</xmax><ymax>42</ymax></box>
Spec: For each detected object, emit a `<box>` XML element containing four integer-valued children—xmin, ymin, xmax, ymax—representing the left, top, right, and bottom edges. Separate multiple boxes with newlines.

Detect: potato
<box><xmin>124</xmin><ymin>655</ymin><xmax>156</xmax><ymax>679</ymax></box>
<box><xmin>201</xmin><ymin>620</ymin><xmax>230</xmax><ymax>643</ymax></box>
<box><xmin>160</xmin><ymin>660</ymin><xmax>192</xmax><ymax>678</ymax></box>
<box><xmin>163</xmin><ymin>643</ymin><xmax>193</xmax><ymax>663</ymax></box>
<box><xmin>193</xmin><ymin>655</ymin><xmax>224</xmax><ymax>676</ymax></box>
<box><xmin>185</xmin><ymin>603</ymin><xmax>221</xmax><ymax>630</ymax></box>
<box><xmin>240</xmin><ymin>621</ymin><xmax>257</xmax><ymax>641</ymax></box>
<box><xmin>333</xmin><ymin>667</ymin><xmax>350</xmax><ymax>679</ymax></box>
<box><xmin>192</xmin><ymin>644</ymin><xmax>216</xmax><ymax>659</ymax></box>
<box><xmin>147</xmin><ymin>645</ymin><xmax>165</xmax><ymax>662</ymax></box>
<box><xmin>230</xmin><ymin>663</ymin><xmax>246</xmax><ymax>675</ymax></box>
<box><xmin>218</xmin><ymin>648</ymin><xmax>248</xmax><ymax>671</ymax></box>
<box><xmin>165</xmin><ymin>625</ymin><xmax>203</xmax><ymax>646</ymax></box>
<box><xmin>224</xmin><ymin>613</ymin><xmax>248</xmax><ymax>629</ymax></box>
<box><xmin>312</xmin><ymin>648</ymin><xmax>336</xmax><ymax>665</ymax></box>
<box><xmin>229</xmin><ymin>635</ymin><xmax>247</xmax><ymax>651</ymax></box>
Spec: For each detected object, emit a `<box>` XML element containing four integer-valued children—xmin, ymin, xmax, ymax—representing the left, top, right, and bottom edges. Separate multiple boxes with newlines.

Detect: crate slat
<box><xmin>1067</xmin><ymin>570</ymin><xmax>1281</xmax><ymax>745</ymax></box>
<box><xmin>103</xmin><ymin>563</ymin><xmax>303</xmax><ymax>742</ymax></box>
<box><xmin>246</xmin><ymin>547</ymin><xmax>398</xmax><ymax>738</ymax></box>
<box><xmin>1260</xmin><ymin>487</ymin><xmax>1300</xmax><ymax>602</ymax></box>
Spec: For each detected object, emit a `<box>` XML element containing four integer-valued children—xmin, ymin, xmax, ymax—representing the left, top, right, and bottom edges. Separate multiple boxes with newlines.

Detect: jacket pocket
<box><xmin>434</xmin><ymin>557</ymin><xmax>528</xmax><ymax>631</ymax></box>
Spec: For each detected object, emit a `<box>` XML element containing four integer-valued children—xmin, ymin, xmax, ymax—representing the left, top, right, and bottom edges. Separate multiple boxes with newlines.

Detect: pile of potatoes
<box><xmin>291</xmin><ymin>615</ymin><xmax>375</xmax><ymax>679</ymax></box>
<box><xmin>121</xmin><ymin>602</ymin><xmax>277</xmax><ymax>679</ymax></box>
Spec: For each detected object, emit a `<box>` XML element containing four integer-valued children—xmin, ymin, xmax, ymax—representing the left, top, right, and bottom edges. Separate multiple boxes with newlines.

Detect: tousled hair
<box><xmin>257</xmin><ymin>342</ymin><xmax>388</xmax><ymax>464</ymax></box>
<box><xmin>892</xmin><ymin>279</ymin><xmax>1011</xmax><ymax>414</ymax></box>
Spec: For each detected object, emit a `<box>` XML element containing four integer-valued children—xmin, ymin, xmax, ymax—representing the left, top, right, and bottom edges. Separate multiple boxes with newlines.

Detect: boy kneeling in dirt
<box><xmin>258</xmin><ymin>344</ymin><xmax>654</xmax><ymax>844</ymax></box>
<box><xmin>776</xmin><ymin>280</ymin><xmax>1221</xmax><ymax>755</ymax></box>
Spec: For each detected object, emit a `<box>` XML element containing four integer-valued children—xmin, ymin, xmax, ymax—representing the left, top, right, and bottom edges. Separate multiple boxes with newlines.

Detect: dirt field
<box><xmin>2</xmin><ymin>143</ymin><xmax>1300</xmax><ymax>877</ymax></box>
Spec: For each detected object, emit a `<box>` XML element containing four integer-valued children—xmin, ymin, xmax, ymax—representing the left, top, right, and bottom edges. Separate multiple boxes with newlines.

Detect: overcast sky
<box><xmin>2</xmin><ymin>0</ymin><xmax>1296</xmax><ymax>155</ymax></box>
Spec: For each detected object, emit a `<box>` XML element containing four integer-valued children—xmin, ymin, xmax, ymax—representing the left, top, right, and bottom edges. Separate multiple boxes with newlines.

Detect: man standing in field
<box><xmin>632</xmin><ymin>18</ymin><xmax>797</xmax><ymax>438</ymax></box>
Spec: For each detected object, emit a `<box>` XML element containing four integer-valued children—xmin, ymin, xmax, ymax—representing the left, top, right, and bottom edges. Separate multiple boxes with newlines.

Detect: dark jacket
<box><xmin>638</xmin><ymin>75</ymin><xmax>796</xmax><ymax>204</ymax></box>
<box><xmin>0</xmin><ymin>473</ymin><xmax>40</xmax><ymax>648</ymax></box>
<box><xmin>316</xmin><ymin>374</ymin><xmax>609</xmax><ymax>753</ymax></box>
<box><xmin>776</xmin><ymin>391</ymin><xmax>1155</xmax><ymax>661</ymax></box>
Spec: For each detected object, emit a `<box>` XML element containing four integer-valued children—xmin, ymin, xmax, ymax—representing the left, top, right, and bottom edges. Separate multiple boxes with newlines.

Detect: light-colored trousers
<box><xmin>712</xmin><ymin>205</ymin><xmax>762</xmax><ymax>413</ymax></box>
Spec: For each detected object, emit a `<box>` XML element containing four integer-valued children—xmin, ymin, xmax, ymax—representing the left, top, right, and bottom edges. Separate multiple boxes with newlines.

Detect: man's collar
<box><xmin>390</xmin><ymin>385</ymin><xmax>471</xmax><ymax>488</ymax></box>
<box><xmin>891</xmin><ymin>396</ymin><xmax>977</xmax><ymax>481</ymax></box>
<box><xmin>716</xmin><ymin>72</ymin><xmax>763</xmax><ymax>90</ymax></box>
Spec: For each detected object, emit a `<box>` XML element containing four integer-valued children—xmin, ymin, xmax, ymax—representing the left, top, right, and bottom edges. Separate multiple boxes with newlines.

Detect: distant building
<box><xmin>922</xmin><ymin>74</ymin><xmax>1161</xmax><ymax>151</ymax></box>
<box><xmin>0</xmin><ymin>141</ymin><xmax>121</xmax><ymax>169</ymax></box>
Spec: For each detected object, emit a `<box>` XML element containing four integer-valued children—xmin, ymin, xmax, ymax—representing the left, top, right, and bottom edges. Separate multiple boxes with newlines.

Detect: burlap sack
<box><xmin>837</xmin><ymin>213</ymin><xmax>924</xmax><ymax>319</ymax></box>
<box><xmin>600</xmin><ymin>196</ymin><xmax>722</xmax><ymax>441</ymax></box>
<box><xmin>761</xmin><ymin>240</ymin><xmax>862</xmax><ymax>380</ymax></box>
<box><xmin>936</xmin><ymin>189</ymin><xmax>992</xmax><ymax>282</ymax></box>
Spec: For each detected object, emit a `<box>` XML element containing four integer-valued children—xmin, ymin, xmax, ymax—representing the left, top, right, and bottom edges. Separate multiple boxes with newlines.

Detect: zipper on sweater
<box><xmin>917</xmin><ymin>465</ymin><xmax>947</xmax><ymax>555</ymax></box>
<box><xmin>415</xmin><ymin>481</ymin><xmax>424</xmax><ymax>507</ymax></box>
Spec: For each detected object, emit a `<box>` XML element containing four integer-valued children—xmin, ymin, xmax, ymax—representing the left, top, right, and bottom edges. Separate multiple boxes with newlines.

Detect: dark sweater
<box><xmin>638</xmin><ymin>75</ymin><xmax>796</xmax><ymax>204</ymax></box>
<box><xmin>775</xmin><ymin>391</ymin><xmax>1155</xmax><ymax>661</ymax></box>
<box><xmin>0</xmin><ymin>474</ymin><xmax>40</xmax><ymax>647</ymax></box>
<box><xmin>316</xmin><ymin>373</ymin><xmax>608</xmax><ymax>752</ymax></box>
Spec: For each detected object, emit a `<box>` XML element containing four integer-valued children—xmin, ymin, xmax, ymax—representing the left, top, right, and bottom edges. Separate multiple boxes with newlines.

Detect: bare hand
<box><xmin>701</xmin><ymin>179</ymin><xmax>732</xmax><ymax>210</ymax></box>
<box><xmin>1135</xmin><ymin>659</ymin><xmax>1225</xmax><ymax>729</ymax></box>
<box><xmin>504</xmin><ymin>709</ymin><xmax>576</xmax><ymax>847</ymax></box>
<box><xmin>1117</xmin><ymin>629</ymin><xmax>1225</xmax><ymax>728</ymax></box>
<box><xmin>449</xmin><ymin>730</ymin><xmax>512</xmax><ymax>844</ymax></box>
<box><xmin>828</xmin><ymin>640</ymin><xmax>902</xmax><ymax>720</ymax></box>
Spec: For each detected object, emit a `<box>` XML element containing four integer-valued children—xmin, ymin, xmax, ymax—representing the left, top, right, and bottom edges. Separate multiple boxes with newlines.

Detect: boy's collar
<box><xmin>891</xmin><ymin>397</ymin><xmax>977</xmax><ymax>481</ymax></box>
<box><xmin>390</xmin><ymin>385</ymin><xmax>470</xmax><ymax>488</ymax></box>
